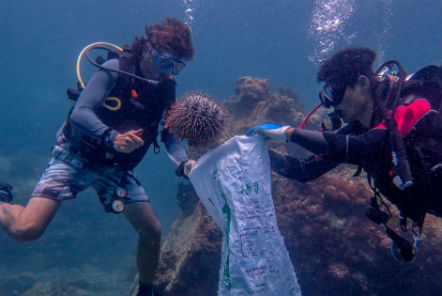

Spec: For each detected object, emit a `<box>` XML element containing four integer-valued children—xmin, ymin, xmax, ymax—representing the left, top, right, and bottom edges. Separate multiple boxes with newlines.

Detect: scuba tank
<box><xmin>366</xmin><ymin>60</ymin><xmax>442</xmax><ymax>262</ymax></box>
<box><xmin>374</xmin><ymin>60</ymin><xmax>413</xmax><ymax>190</ymax></box>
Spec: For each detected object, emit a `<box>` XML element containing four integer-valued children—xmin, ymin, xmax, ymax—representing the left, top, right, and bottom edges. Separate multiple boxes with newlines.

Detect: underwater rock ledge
<box><xmin>153</xmin><ymin>169</ymin><xmax>441</xmax><ymax>296</ymax></box>
<box><xmin>153</xmin><ymin>77</ymin><xmax>441</xmax><ymax>296</ymax></box>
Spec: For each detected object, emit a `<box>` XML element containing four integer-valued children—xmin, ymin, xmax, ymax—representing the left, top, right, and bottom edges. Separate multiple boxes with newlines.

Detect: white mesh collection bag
<box><xmin>189</xmin><ymin>135</ymin><xmax>302</xmax><ymax>296</ymax></box>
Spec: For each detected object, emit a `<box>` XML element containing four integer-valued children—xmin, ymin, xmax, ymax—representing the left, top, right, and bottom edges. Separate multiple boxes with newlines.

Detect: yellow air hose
<box><xmin>76</xmin><ymin>42</ymin><xmax>123</xmax><ymax>89</ymax></box>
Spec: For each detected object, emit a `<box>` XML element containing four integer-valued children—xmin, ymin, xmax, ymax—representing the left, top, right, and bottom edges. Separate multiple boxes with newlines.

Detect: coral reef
<box><xmin>152</xmin><ymin>166</ymin><xmax>442</xmax><ymax>296</ymax></box>
<box><xmin>149</xmin><ymin>77</ymin><xmax>442</xmax><ymax>296</ymax></box>
<box><xmin>222</xmin><ymin>77</ymin><xmax>305</xmax><ymax>137</ymax></box>
<box><xmin>234</xmin><ymin>76</ymin><xmax>270</xmax><ymax>106</ymax></box>
<box><xmin>154</xmin><ymin>199</ymin><xmax>221</xmax><ymax>296</ymax></box>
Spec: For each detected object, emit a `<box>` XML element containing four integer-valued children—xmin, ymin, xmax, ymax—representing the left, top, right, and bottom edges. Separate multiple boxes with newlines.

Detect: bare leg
<box><xmin>0</xmin><ymin>197</ymin><xmax>60</xmax><ymax>241</ymax></box>
<box><xmin>124</xmin><ymin>202</ymin><xmax>162</xmax><ymax>284</ymax></box>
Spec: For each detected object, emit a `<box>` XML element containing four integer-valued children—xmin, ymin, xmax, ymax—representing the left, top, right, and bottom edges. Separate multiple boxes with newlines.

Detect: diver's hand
<box><xmin>113</xmin><ymin>129</ymin><xmax>144</xmax><ymax>153</ymax></box>
<box><xmin>184</xmin><ymin>160</ymin><xmax>196</xmax><ymax>176</ymax></box>
<box><xmin>175</xmin><ymin>160</ymin><xmax>196</xmax><ymax>179</ymax></box>
<box><xmin>246</xmin><ymin>124</ymin><xmax>291</xmax><ymax>143</ymax></box>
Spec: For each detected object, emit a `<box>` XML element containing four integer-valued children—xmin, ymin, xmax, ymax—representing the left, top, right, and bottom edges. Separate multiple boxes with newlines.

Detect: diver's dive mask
<box><xmin>319</xmin><ymin>81</ymin><xmax>346</xmax><ymax>108</ymax></box>
<box><xmin>154</xmin><ymin>51</ymin><xmax>186</xmax><ymax>75</ymax></box>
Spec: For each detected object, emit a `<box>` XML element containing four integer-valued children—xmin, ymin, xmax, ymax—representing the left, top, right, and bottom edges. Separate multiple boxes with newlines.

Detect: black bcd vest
<box><xmin>65</xmin><ymin>47</ymin><xmax>176</xmax><ymax>170</ymax></box>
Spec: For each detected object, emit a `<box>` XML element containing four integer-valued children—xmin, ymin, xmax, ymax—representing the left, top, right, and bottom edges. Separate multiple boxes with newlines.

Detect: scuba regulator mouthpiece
<box><xmin>321</xmin><ymin>110</ymin><xmax>343</xmax><ymax>131</ymax></box>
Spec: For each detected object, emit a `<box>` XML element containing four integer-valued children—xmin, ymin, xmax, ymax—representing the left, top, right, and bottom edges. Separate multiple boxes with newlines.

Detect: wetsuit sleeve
<box><xmin>270</xmin><ymin>123</ymin><xmax>388</xmax><ymax>181</ymax></box>
<box><xmin>289</xmin><ymin>128</ymin><xmax>329</xmax><ymax>154</ymax></box>
<box><xmin>288</xmin><ymin>127</ymin><xmax>389</xmax><ymax>166</ymax></box>
<box><xmin>321</xmin><ymin>128</ymin><xmax>389</xmax><ymax>164</ymax></box>
<box><xmin>69</xmin><ymin>59</ymin><xmax>120</xmax><ymax>146</ymax></box>
<box><xmin>161</xmin><ymin>128</ymin><xmax>189</xmax><ymax>166</ymax></box>
<box><xmin>269</xmin><ymin>149</ymin><xmax>339</xmax><ymax>182</ymax></box>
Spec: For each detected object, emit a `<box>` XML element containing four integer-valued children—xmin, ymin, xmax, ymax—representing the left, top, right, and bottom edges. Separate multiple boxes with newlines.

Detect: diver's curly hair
<box><xmin>317</xmin><ymin>47</ymin><xmax>377</xmax><ymax>88</ymax></box>
<box><xmin>129</xmin><ymin>36</ymin><xmax>149</xmax><ymax>62</ymax></box>
<box><xmin>130</xmin><ymin>17</ymin><xmax>194</xmax><ymax>62</ymax></box>
<box><xmin>147</xmin><ymin>17</ymin><xmax>194</xmax><ymax>60</ymax></box>
<box><xmin>164</xmin><ymin>92</ymin><xmax>229</xmax><ymax>147</ymax></box>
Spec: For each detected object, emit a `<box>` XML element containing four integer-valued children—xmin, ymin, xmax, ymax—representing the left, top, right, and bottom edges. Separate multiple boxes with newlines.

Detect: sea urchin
<box><xmin>164</xmin><ymin>92</ymin><xmax>228</xmax><ymax>146</ymax></box>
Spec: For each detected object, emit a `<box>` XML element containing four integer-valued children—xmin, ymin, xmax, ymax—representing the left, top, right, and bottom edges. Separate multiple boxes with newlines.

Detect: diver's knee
<box><xmin>9</xmin><ymin>224</ymin><xmax>45</xmax><ymax>241</ymax></box>
<box><xmin>150</xmin><ymin>224</ymin><xmax>162</xmax><ymax>238</ymax></box>
<box><xmin>139</xmin><ymin>223</ymin><xmax>162</xmax><ymax>240</ymax></box>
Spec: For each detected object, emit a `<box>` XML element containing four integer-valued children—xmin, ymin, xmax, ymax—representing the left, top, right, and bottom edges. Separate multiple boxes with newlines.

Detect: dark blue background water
<box><xmin>0</xmin><ymin>0</ymin><xmax>440</xmax><ymax>294</ymax></box>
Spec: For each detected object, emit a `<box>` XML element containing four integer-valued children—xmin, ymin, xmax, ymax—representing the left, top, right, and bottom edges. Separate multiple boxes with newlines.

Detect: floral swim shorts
<box><xmin>32</xmin><ymin>147</ymin><xmax>149</xmax><ymax>206</ymax></box>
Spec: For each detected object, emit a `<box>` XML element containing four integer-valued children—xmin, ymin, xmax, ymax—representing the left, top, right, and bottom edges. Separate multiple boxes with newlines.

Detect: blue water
<box><xmin>0</xmin><ymin>0</ymin><xmax>440</xmax><ymax>295</ymax></box>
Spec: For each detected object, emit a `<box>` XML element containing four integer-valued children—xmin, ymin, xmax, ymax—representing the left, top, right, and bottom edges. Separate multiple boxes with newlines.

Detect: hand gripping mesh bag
<box><xmin>189</xmin><ymin>135</ymin><xmax>302</xmax><ymax>296</ymax></box>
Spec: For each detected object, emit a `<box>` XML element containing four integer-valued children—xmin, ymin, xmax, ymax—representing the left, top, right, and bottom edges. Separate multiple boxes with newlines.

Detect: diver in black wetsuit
<box><xmin>0</xmin><ymin>17</ymin><xmax>193</xmax><ymax>296</ymax></box>
<box><xmin>248</xmin><ymin>47</ymin><xmax>441</xmax><ymax>262</ymax></box>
